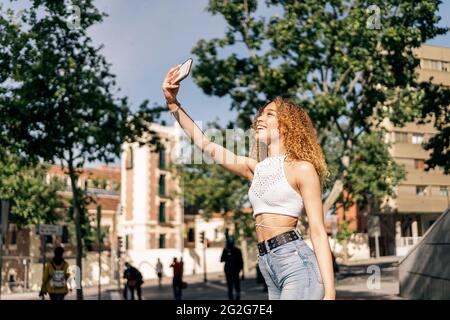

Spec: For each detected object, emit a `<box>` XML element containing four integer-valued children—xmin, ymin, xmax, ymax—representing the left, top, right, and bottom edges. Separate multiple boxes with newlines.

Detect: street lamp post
<box><xmin>180</xmin><ymin>171</ymin><xmax>185</xmax><ymax>263</ymax></box>
<box><xmin>23</xmin><ymin>259</ymin><xmax>29</xmax><ymax>290</ymax></box>
<box><xmin>41</xmin><ymin>234</ymin><xmax>46</xmax><ymax>300</ymax></box>
<box><xmin>0</xmin><ymin>200</ymin><xmax>11</xmax><ymax>300</ymax></box>
<box><xmin>97</xmin><ymin>205</ymin><xmax>102</xmax><ymax>300</ymax></box>
<box><xmin>200</xmin><ymin>231</ymin><xmax>207</xmax><ymax>282</ymax></box>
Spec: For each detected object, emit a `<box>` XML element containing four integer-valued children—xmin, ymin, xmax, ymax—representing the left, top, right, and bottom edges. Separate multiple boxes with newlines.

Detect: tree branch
<box><xmin>333</xmin><ymin>66</ymin><xmax>352</xmax><ymax>94</ymax></box>
<box><xmin>333</xmin><ymin>117</ymin><xmax>347</xmax><ymax>141</ymax></box>
<box><xmin>345</xmin><ymin>71</ymin><xmax>361</xmax><ymax>96</ymax></box>
<box><xmin>242</xmin><ymin>0</ymin><xmax>265</xmax><ymax>78</ymax></box>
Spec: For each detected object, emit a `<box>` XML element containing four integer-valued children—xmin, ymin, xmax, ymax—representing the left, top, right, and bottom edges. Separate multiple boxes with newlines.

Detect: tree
<box><xmin>191</xmin><ymin>0</ymin><xmax>449</xmax><ymax>214</ymax></box>
<box><xmin>1</xmin><ymin>0</ymin><xmax>162</xmax><ymax>299</ymax></box>
<box><xmin>340</xmin><ymin>131</ymin><xmax>406</xmax><ymax>215</ymax></box>
<box><xmin>335</xmin><ymin>220</ymin><xmax>355</xmax><ymax>263</ymax></box>
<box><xmin>419</xmin><ymin>83</ymin><xmax>450</xmax><ymax>174</ymax></box>
<box><xmin>0</xmin><ymin>150</ymin><xmax>63</xmax><ymax>227</ymax></box>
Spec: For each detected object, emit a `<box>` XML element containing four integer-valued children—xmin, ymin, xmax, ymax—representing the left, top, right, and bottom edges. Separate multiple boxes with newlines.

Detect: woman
<box><xmin>162</xmin><ymin>65</ymin><xmax>336</xmax><ymax>300</ymax></box>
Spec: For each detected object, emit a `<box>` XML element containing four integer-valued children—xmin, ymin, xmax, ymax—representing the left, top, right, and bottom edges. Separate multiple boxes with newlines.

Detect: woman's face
<box><xmin>255</xmin><ymin>102</ymin><xmax>280</xmax><ymax>144</ymax></box>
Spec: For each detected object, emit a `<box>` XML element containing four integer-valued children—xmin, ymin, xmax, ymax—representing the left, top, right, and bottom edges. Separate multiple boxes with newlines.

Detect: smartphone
<box><xmin>171</xmin><ymin>58</ymin><xmax>193</xmax><ymax>84</ymax></box>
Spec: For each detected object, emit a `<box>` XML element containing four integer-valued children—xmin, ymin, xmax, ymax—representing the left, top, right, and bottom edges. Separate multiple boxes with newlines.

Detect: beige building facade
<box><xmin>382</xmin><ymin>44</ymin><xmax>450</xmax><ymax>256</ymax></box>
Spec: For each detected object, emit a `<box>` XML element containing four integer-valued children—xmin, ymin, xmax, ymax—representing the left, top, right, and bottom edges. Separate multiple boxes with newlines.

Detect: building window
<box><xmin>421</xmin><ymin>59</ymin><xmax>450</xmax><ymax>72</ymax></box>
<box><xmin>412</xmin><ymin>133</ymin><xmax>424</xmax><ymax>145</ymax></box>
<box><xmin>188</xmin><ymin>228</ymin><xmax>195</xmax><ymax>242</ymax></box>
<box><xmin>416</xmin><ymin>186</ymin><xmax>427</xmax><ymax>196</ymax></box>
<box><xmin>126</xmin><ymin>146</ymin><xmax>133</xmax><ymax>170</ymax></box>
<box><xmin>159</xmin><ymin>202</ymin><xmax>166</xmax><ymax>223</ymax></box>
<box><xmin>125</xmin><ymin>234</ymin><xmax>132</xmax><ymax>250</ymax></box>
<box><xmin>159</xmin><ymin>175</ymin><xmax>166</xmax><ymax>196</ymax></box>
<box><xmin>159</xmin><ymin>146</ymin><xmax>166</xmax><ymax>169</ymax></box>
<box><xmin>439</xmin><ymin>186</ymin><xmax>448</xmax><ymax>196</ymax></box>
<box><xmin>414</xmin><ymin>159</ymin><xmax>425</xmax><ymax>170</ymax></box>
<box><xmin>431</xmin><ymin>60</ymin><xmax>441</xmax><ymax>71</ymax></box>
<box><xmin>420</xmin><ymin>59</ymin><xmax>427</xmax><ymax>69</ymax></box>
<box><xmin>11</xmin><ymin>228</ymin><xmax>17</xmax><ymax>245</ymax></box>
<box><xmin>112</xmin><ymin>181</ymin><xmax>120</xmax><ymax>191</ymax></box>
<box><xmin>395</xmin><ymin>132</ymin><xmax>408</xmax><ymax>143</ymax></box>
<box><xmin>159</xmin><ymin>234</ymin><xmax>166</xmax><ymax>249</ymax></box>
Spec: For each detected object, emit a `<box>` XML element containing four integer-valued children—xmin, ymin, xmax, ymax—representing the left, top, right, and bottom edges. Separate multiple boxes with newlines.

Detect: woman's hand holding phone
<box><xmin>162</xmin><ymin>65</ymin><xmax>181</xmax><ymax>109</ymax></box>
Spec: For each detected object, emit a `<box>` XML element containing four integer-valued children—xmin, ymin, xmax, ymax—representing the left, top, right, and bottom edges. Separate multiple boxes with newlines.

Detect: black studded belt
<box><xmin>257</xmin><ymin>230</ymin><xmax>302</xmax><ymax>256</ymax></box>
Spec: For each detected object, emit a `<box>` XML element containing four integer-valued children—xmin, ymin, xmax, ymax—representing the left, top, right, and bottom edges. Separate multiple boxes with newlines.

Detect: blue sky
<box><xmin>86</xmin><ymin>0</ymin><xmax>450</xmax><ymax>128</ymax></box>
<box><xmin>7</xmin><ymin>0</ymin><xmax>450</xmax><ymax>127</ymax></box>
<box><xmin>88</xmin><ymin>0</ymin><xmax>239</xmax><ymax>128</ymax></box>
<box><xmin>5</xmin><ymin>1</ymin><xmax>450</xmax><ymax>167</ymax></box>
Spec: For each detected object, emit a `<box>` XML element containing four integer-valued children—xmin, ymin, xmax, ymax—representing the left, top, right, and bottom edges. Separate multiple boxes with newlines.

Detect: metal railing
<box><xmin>395</xmin><ymin>236</ymin><xmax>423</xmax><ymax>247</ymax></box>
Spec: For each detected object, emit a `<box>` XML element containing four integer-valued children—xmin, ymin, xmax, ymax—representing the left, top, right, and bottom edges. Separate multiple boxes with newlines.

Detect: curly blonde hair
<box><xmin>250</xmin><ymin>96</ymin><xmax>330</xmax><ymax>187</ymax></box>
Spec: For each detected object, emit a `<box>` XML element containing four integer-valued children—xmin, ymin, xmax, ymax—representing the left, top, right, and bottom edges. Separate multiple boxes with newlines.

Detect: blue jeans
<box><xmin>257</xmin><ymin>230</ymin><xmax>324</xmax><ymax>300</ymax></box>
<box><xmin>173</xmin><ymin>276</ymin><xmax>182</xmax><ymax>300</ymax></box>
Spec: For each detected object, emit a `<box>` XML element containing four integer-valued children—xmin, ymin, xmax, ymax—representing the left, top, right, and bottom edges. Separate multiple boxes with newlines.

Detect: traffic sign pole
<box><xmin>41</xmin><ymin>234</ymin><xmax>46</xmax><ymax>300</ymax></box>
<box><xmin>36</xmin><ymin>223</ymin><xmax>63</xmax><ymax>300</ymax></box>
<box><xmin>0</xmin><ymin>200</ymin><xmax>11</xmax><ymax>300</ymax></box>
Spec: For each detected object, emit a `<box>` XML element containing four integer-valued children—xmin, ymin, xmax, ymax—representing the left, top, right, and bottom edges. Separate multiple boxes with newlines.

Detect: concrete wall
<box><xmin>22</xmin><ymin>252</ymin><xmax>114</xmax><ymax>292</ymax></box>
<box><xmin>126</xmin><ymin>247</ymin><xmax>226</xmax><ymax>280</ymax></box>
<box><xmin>399</xmin><ymin>207</ymin><xmax>450</xmax><ymax>299</ymax></box>
<box><xmin>321</xmin><ymin>233</ymin><xmax>370</xmax><ymax>262</ymax></box>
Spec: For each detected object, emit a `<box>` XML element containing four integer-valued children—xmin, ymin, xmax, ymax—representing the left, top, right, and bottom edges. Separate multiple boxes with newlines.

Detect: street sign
<box><xmin>368</xmin><ymin>215</ymin><xmax>380</xmax><ymax>237</ymax></box>
<box><xmin>1</xmin><ymin>200</ymin><xmax>11</xmax><ymax>300</ymax></box>
<box><xmin>368</xmin><ymin>215</ymin><xmax>381</xmax><ymax>258</ymax></box>
<box><xmin>37</xmin><ymin>224</ymin><xmax>63</xmax><ymax>236</ymax></box>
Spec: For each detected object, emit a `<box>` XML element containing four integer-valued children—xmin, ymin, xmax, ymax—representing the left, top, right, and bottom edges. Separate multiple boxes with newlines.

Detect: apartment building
<box><xmin>382</xmin><ymin>44</ymin><xmax>450</xmax><ymax>256</ymax></box>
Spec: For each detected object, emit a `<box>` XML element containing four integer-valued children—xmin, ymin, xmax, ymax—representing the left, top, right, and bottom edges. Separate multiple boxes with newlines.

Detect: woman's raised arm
<box><xmin>162</xmin><ymin>65</ymin><xmax>257</xmax><ymax>181</ymax></box>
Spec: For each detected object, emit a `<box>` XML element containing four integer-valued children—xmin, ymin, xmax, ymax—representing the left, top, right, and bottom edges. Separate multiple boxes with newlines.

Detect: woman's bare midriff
<box><xmin>255</xmin><ymin>213</ymin><xmax>298</xmax><ymax>242</ymax></box>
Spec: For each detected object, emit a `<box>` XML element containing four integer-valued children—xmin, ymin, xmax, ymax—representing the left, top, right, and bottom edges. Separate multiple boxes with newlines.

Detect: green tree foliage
<box><xmin>340</xmin><ymin>131</ymin><xmax>406</xmax><ymax>213</ymax></box>
<box><xmin>191</xmin><ymin>0</ymin><xmax>449</xmax><ymax>213</ymax></box>
<box><xmin>0</xmin><ymin>151</ymin><xmax>63</xmax><ymax>226</ymax></box>
<box><xmin>335</xmin><ymin>220</ymin><xmax>355</xmax><ymax>243</ymax></box>
<box><xmin>0</xmin><ymin>0</ymin><xmax>162</xmax><ymax>299</ymax></box>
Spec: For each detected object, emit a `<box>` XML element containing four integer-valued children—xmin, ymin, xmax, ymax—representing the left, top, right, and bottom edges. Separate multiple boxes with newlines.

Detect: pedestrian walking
<box><xmin>39</xmin><ymin>246</ymin><xmax>71</xmax><ymax>301</ymax></box>
<box><xmin>156</xmin><ymin>258</ymin><xmax>164</xmax><ymax>288</ymax></box>
<box><xmin>163</xmin><ymin>67</ymin><xmax>336</xmax><ymax>300</ymax></box>
<box><xmin>170</xmin><ymin>257</ymin><xmax>183</xmax><ymax>300</ymax></box>
<box><xmin>220</xmin><ymin>239</ymin><xmax>244</xmax><ymax>300</ymax></box>
<box><xmin>123</xmin><ymin>262</ymin><xmax>144</xmax><ymax>300</ymax></box>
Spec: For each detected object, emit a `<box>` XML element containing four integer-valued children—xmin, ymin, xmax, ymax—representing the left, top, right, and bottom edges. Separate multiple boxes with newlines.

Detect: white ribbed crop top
<box><xmin>248</xmin><ymin>154</ymin><xmax>304</xmax><ymax>218</ymax></box>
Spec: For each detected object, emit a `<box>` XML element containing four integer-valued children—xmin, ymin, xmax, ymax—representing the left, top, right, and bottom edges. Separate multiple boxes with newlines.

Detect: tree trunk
<box><xmin>322</xmin><ymin>179</ymin><xmax>344</xmax><ymax>216</ymax></box>
<box><xmin>321</xmin><ymin>138</ymin><xmax>353</xmax><ymax>215</ymax></box>
<box><xmin>68</xmin><ymin>162</ymin><xmax>84</xmax><ymax>300</ymax></box>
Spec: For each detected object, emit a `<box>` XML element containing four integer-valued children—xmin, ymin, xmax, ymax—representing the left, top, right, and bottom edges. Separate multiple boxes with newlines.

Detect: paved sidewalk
<box><xmin>0</xmin><ymin>283</ymin><xmax>119</xmax><ymax>300</ymax></box>
<box><xmin>1</xmin><ymin>257</ymin><xmax>404</xmax><ymax>300</ymax></box>
<box><xmin>339</xmin><ymin>256</ymin><xmax>402</xmax><ymax>267</ymax></box>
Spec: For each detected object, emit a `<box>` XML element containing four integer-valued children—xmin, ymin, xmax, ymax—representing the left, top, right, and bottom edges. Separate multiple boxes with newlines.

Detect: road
<box><xmin>111</xmin><ymin>267</ymin><xmax>402</xmax><ymax>300</ymax></box>
<box><xmin>2</xmin><ymin>264</ymin><xmax>403</xmax><ymax>300</ymax></box>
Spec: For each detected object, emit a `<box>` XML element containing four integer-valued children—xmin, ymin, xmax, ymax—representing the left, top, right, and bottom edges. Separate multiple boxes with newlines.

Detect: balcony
<box><xmin>396</xmin><ymin>236</ymin><xmax>423</xmax><ymax>256</ymax></box>
<box><xmin>66</xmin><ymin>186</ymin><xmax>120</xmax><ymax>196</ymax></box>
